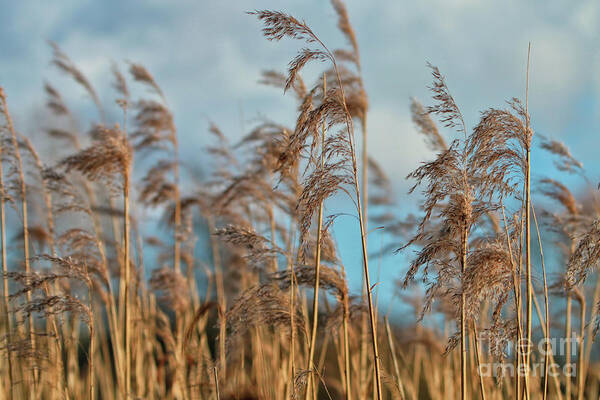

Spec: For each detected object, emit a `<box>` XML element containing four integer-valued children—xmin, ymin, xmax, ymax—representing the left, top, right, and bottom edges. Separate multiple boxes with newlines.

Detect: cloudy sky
<box><xmin>1</xmin><ymin>0</ymin><xmax>599</xmax><ymax>313</ymax></box>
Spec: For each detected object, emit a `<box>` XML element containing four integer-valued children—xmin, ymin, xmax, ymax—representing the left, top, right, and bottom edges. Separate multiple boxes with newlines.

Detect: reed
<box><xmin>0</xmin><ymin>3</ymin><xmax>598</xmax><ymax>399</ymax></box>
<box><xmin>0</xmin><ymin>88</ymin><xmax>13</xmax><ymax>399</ymax></box>
<box><xmin>0</xmin><ymin>88</ymin><xmax>37</xmax><ymax>395</ymax></box>
<box><xmin>304</xmin><ymin>73</ymin><xmax>327</xmax><ymax>400</ymax></box>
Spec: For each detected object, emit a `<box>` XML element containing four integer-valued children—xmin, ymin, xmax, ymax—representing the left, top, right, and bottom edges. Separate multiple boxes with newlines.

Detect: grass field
<box><xmin>1</xmin><ymin>1</ymin><xmax>600</xmax><ymax>399</ymax></box>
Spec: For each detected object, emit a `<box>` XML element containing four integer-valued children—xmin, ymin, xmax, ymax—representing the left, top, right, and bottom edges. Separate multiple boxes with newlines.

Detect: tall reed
<box><xmin>0</xmin><ymin>88</ymin><xmax>36</xmax><ymax>395</ymax></box>
<box><xmin>0</xmin><ymin>4</ymin><xmax>598</xmax><ymax>399</ymax></box>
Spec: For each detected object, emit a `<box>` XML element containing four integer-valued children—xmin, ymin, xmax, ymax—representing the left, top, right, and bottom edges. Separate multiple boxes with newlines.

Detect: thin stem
<box><xmin>524</xmin><ymin>42</ymin><xmax>532</xmax><ymax>400</ymax></box>
<box><xmin>500</xmin><ymin>202</ymin><xmax>528</xmax><ymax>398</ymax></box>
<box><xmin>208</xmin><ymin>216</ymin><xmax>227</xmax><ymax>376</ymax></box>
<box><xmin>472</xmin><ymin>320</ymin><xmax>487</xmax><ymax>400</ymax></box>
<box><xmin>123</xmin><ymin>167</ymin><xmax>131</xmax><ymax>399</ymax></box>
<box><xmin>173</xmin><ymin>141</ymin><xmax>182</xmax><ymax>273</ymax></box>
<box><xmin>342</xmin><ymin>292</ymin><xmax>352</xmax><ymax>400</ymax></box>
<box><xmin>574</xmin><ymin>289</ymin><xmax>585</xmax><ymax>400</ymax></box>
<box><xmin>384</xmin><ymin>316</ymin><xmax>405</xmax><ymax>400</ymax></box>
<box><xmin>89</xmin><ymin>287</ymin><xmax>95</xmax><ymax>400</ymax></box>
<box><xmin>533</xmin><ymin>293</ymin><xmax>563</xmax><ymax>400</ymax></box>
<box><xmin>566</xmin><ymin>294</ymin><xmax>572</xmax><ymax>400</ymax></box>
<box><xmin>214</xmin><ymin>366</ymin><xmax>221</xmax><ymax>400</ymax></box>
<box><xmin>583</xmin><ymin>275</ymin><xmax>600</xmax><ymax>391</ymax></box>
<box><xmin>461</xmin><ymin>228</ymin><xmax>468</xmax><ymax>400</ymax></box>
<box><xmin>305</xmin><ymin>73</ymin><xmax>327</xmax><ymax>400</ymax></box>
<box><xmin>359</xmin><ymin>110</ymin><xmax>369</xmax><ymax>400</ymax></box>
<box><xmin>0</xmin><ymin>117</ymin><xmax>13</xmax><ymax>398</ymax></box>
<box><xmin>532</xmin><ymin>204</ymin><xmax>550</xmax><ymax>400</ymax></box>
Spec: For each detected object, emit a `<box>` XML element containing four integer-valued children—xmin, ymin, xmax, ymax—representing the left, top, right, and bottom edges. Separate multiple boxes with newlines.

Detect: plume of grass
<box><xmin>214</xmin><ymin>224</ymin><xmax>283</xmax><ymax>270</ymax></box>
<box><xmin>565</xmin><ymin>215</ymin><xmax>600</xmax><ymax>290</ymax></box>
<box><xmin>226</xmin><ymin>283</ymin><xmax>307</xmax><ymax>352</ymax></box>
<box><xmin>18</xmin><ymin>135</ymin><xmax>75</xmax><ymax>398</ymax></box>
<box><xmin>250</xmin><ymin>10</ymin><xmax>382</xmax><ymax>396</ymax></box>
<box><xmin>149</xmin><ymin>267</ymin><xmax>190</xmax><ymax>312</ymax></box>
<box><xmin>410</xmin><ymin>97</ymin><xmax>447</xmax><ymax>153</ymax></box>
<box><xmin>129</xmin><ymin>65</ymin><xmax>182</xmax><ymax>275</ymax></box>
<box><xmin>59</xmin><ymin>123</ymin><xmax>132</xmax><ymax>397</ymax></box>
<box><xmin>48</xmin><ymin>41</ymin><xmax>105</xmax><ymax>121</ymax></box>
<box><xmin>467</xmin><ymin>57</ymin><xmax>534</xmax><ymax>396</ymax></box>
<box><xmin>44</xmin><ymin>76</ymin><xmax>126</xmax><ymax>396</ymax></box>
<box><xmin>401</xmin><ymin>64</ymin><xmax>475</xmax><ymax>400</ymax></box>
<box><xmin>269</xmin><ymin>263</ymin><xmax>348</xmax><ymax>302</ymax></box>
<box><xmin>539</xmin><ymin>135</ymin><xmax>583</xmax><ymax>175</ymax></box>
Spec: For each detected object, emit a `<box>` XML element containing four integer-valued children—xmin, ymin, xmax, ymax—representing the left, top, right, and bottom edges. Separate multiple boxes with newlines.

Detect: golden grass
<box><xmin>0</xmin><ymin>2</ymin><xmax>599</xmax><ymax>400</ymax></box>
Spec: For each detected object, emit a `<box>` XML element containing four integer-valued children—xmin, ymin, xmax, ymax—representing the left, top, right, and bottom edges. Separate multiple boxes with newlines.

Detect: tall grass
<box><xmin>0</xmin><ymin>2</ymin><xmax>599</xmax><ymax>399</ymax></box>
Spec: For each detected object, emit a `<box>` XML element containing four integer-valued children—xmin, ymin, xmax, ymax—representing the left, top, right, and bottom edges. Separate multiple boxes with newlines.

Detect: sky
<box><xmin>1</xmin><ymin>0</ymin><xmax>599</xmax><ymax>318</ymax></box>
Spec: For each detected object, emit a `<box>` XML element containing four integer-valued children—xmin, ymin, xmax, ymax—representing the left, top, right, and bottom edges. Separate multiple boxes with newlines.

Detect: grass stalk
<box><xmin>89</xmin><ymin>286</ymin><xmax>95</xmax><ymax>400</ymax></box>
<box><xmin>0</xmin><ymin>102</ymin><xmax>13</xmax><ymax>398</ymax></box>
<box><xmin>472</xmin><ymin>320</ymin><xmax>486</xmax><ymax>400</ymax></box>
<box><xmin>524</xmin><ymin>42</ymin><xmax>533</xmax><ymax>400</ymax></box>
<box><xmin>326</xmin><ymin>51</ymin><xmax>383</xmax><ymax>400</ymax></box>
<box><xmin>0</xmin><ymin>89</ymin><xmax>37</xmax><ymax>395</ymax></box>
<box><xmin>566</xmin><ymin>294</ymin><xmax>572</xmax><ymax>400</ymax></box>
<box><xmin>461</xmin><ymin>228</ymin><xmax>468</xmax><ymax>400</ymax></box>
<box><xmin>532</xmin><ymin>294</ymin><xmax>563</xmax><ymax>400</ymax></box>
<box><xmin>532</xmin><ymin>204</ymin><xmax>550</xmax><ymax>400</ymax></box>
<box><xmin>384</xmin><ymin>316</ymin><xmax>405</xmax><ymax>400</ymax></box>
<box><xmin>123</xmin><ymin>151</ymin><xmax>132</xmax><ymax>399</ymax></box>
<box><xmin>574</xmin><ymin>289</ymin><xmax>585</xmax><ymax>400</ymax></box>
<box><xmin>305</xmin><ymin>73</ymin><xmax>327</xmax><ymax>400</ymax></box>
<box><xmin>342</xmin><ymin>290</ymin><xmax>352</xmax><ymax>400</ymax></box>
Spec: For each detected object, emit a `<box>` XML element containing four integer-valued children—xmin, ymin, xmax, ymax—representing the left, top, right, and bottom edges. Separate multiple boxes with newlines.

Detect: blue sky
<box><xmin>1</xmin><ymin>0</ymin><xmax>599</xmax><ymax>318</ymax></box>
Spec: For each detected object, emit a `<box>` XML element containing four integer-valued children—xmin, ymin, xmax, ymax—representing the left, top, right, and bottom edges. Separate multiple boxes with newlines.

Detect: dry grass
<box><xmin>0</xmin><ymin>2</ymin><xmax>599</xmax><ymax>400</ymax></box>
